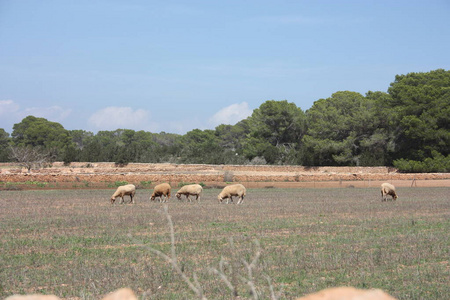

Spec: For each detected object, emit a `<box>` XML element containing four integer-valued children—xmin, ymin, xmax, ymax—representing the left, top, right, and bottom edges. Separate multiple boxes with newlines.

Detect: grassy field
<box><xmin>0</xmin><ymin>187</ymin><xmax>449</xmax><ymax>299</ymax></box>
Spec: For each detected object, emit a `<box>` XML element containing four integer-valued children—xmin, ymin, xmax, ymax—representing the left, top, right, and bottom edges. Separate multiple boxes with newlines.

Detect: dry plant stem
<box><xmin>229</xmin><ymin>238</ymin><xmax>240</xmax><ymax>297</ymax></box>
<box><xmin>265</xmin><ymin>275</ymin><xmax>282</xmax><ymax>300</ymax></box>
<box><xmin>209</xmin><ymin>256</ymin><xmax>235</xmax><ymax>291</ymax></box>
<box><xmin>129</xmin><ymin>205</ymin><xmax>207</xmax><ymax>300</ymax></box>
<box><xmin>209</xmin><ymin>237</ymin><xmax>239</xmax><ymax>298</ymax></box>
<box><xmin>240</xmin><ymin>240</ymin><xmax>262</xmax><ymax>300</ymax></box>
<box><xmin>130</xmin><ymin>206</ymin><xmax>280</xmax><ymax>300</ymax></box>
<box><xmin>208</xmin><ymin>257</ymin><xmax>235</xmax><ymax>296</ymax></box>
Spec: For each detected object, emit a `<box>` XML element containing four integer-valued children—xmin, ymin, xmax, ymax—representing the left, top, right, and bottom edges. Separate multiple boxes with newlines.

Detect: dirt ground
<box><xmin>0</xmin><ymin>162</ymin><xmax>449</xmax><ymax>189</ymax></box>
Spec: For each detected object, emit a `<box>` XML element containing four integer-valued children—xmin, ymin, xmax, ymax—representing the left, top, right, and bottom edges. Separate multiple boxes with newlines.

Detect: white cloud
<box><xmin>209</xmin><ymin>102</ymin><xmax>252</xmax><ymax>127</ymax></box>
<box><xmin>0</xmin><ymin>100</ymin><xmax>20</xmax><ymax>115</ymax></box>
<box><xmin>88</xmin><ymin>106</ymin><xmax>152</xmax><ymax>131</ymax></box>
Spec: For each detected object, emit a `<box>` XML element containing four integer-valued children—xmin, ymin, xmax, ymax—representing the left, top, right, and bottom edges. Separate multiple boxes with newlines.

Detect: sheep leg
<box><xmin>196</xmin><ymin>194</ymin><xmax>200</xmax><ymax>203</ymax></box>
<box><xmin>187</xmin><ymin>195</ymin><xmax>191</xmax><ymax>202</ymax></box>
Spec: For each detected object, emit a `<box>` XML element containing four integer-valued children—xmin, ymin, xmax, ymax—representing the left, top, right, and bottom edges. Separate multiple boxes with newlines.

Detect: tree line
<box><xmin>1</xmin><ymin>69</ymin><xmax>449</xmax><ymax>172</ymax></box>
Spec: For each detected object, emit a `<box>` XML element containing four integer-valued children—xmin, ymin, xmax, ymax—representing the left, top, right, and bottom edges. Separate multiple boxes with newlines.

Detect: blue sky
<box><xmin>1</xmin><ymin>1</ymin><xmax>449</xmax><ymax>134</ymax></box>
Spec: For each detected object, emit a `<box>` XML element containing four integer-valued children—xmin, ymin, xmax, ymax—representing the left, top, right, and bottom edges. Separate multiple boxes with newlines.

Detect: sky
<box><xmin>1</xmin><ymin>0</ymin><xmax>449</xmax><ymax>135</ymax></box>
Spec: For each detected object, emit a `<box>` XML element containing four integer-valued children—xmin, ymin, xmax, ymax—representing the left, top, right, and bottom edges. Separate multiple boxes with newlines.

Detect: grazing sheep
<box><xmin>218</xmin><ymin>184</ymin><xmax>246</xmax><ymax>204</ymax></box>
<box><xmin>110</xmin><ymin>184</ymin><xmax>136</xmax><ymax>204</ymax></box>
<box><xmin>176</xmin><ymin>184</ymin><xmax>203</xmax><ymax>202</ymax></box>
<box><xmin>381</xmin><ymin>182</ymin><xmax>398</xmax><ymax>201</ymax></box>
<box><xmin>150</xmin><ymin>183</ymin><xmax>171</xmax><ymax>202</ymax></box>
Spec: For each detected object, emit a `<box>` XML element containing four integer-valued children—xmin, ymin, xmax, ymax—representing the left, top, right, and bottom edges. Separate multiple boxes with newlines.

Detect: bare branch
<box><xmin>208</xmin><ymin>257</ymin><xmax>235</xmax><ymax>292</ymax></box>
<box><xmin>130</xmin><ymin>208</ymin><xmax>281</xmax><ymax>300</ymax></box>
<box><xmin>264</xmin><ymin>275</ymin><xmax>283</xmax><ymax>300</ymax></box>
<box><xmin>240</xmin><ymin>240</ymin><xmax>262</xmax><ymax>300</ymax></box>
<box><xmin>128</xmin><ymin>205</ymin><xmax>207</xmax><ymax>300</ymax></box>
<box><xmin>9</xmin><ymin>145</ymin><xmax>53</xmax><ymax>171</ymax></box>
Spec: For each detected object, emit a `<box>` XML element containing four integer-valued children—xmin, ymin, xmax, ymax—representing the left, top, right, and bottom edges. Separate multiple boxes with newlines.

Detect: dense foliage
<box><xmin>1</xmin><ymin>69</ymin><xmax>449</xmax><ymax>172</ymax></box>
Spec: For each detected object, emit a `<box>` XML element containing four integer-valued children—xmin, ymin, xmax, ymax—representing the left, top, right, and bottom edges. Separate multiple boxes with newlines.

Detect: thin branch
<box><xmin>129</xmin><ymin>208</ymin><xmax>281</xmax><ymax>300</ymax></box>
<box><xmin>264</xmin><ymin>275</ymin><xmax>283</xmax><ymax>300</ymax></box>
<box><xmin>240</xmin><ymin>240</ymin><xmax>262</xmax><ymax>300</ymax></box>
<box><xmin>208</xmin><ymin>257</ymin><xmax>235</xmax><ymax>292</ymax></box>
<box><xmin>128</xmin><ymin>205</ymin><xmax>207</xmax><ymax>300</ymax></box>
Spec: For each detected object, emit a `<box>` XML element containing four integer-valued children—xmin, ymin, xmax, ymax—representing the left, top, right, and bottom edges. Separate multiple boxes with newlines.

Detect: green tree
<box><xmin>179</xmin><ymin>129</ymin><xmax>225</xmax><ymax>164</ymax></box>
<box><xmin>302</xmin><ymin>91</ymin><xmax>381</xmax><ymax>166</ymax></box>
<box><xmin>150</xmin><ymin>132</ymin><xmax>183</xmax><ymax>163</ymax></box>
<box><xmin>69</xmin><ymin>130</ymin><xmax>94</xmax><ymax>151</ymax></box>
<box><xmin>387</xmin><ymin>69</ymin><xmax>450</xmax><ymax>160</ymax></box>
<box><xmin>361</xmin><ymin>91</ymin><xmax>397</xmax><ymax>165</ymax></box>
<box><xmin>79</xmin><ymin>139</ymin><xmax>103</xmax><ymax>162</ymax></box>
<box><xmin>214</xmin><ymin>120</ymin><xmax>250</xmax><ymax>164</ymax></box>
<box><xmin>243</xmin><ymin>100</ymin><xmax>306</xmax><ymax>164</ymax></box>
<box><xmin>62</xmin><ymin>130</ymin><xmax>95</xmax><ymax>164</ymax></box>
<box><xmin>0</xmin><ymin>129</ymin><xmax>11</xmax><ymax>162</ymax></box>
<box><xmin>11</xmin><ymin>116</ymin><xmax>71</xmax><ymax>160</ymax></box>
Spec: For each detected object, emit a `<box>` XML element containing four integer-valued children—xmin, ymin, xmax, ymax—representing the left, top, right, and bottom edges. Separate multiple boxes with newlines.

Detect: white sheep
<box><xmin>218</xmin><ymin>184</ymin><xmax>246</xmax><ymax>204</ymax></box>
<box><xmin>110</xmin><ymin>184</ymin><xmax>136</xmax><ymax>204</ymax></box>
<box><xmin>175</xmin><ymin>184</ymin><xmax>203</xmax><ymax>202</ymax></box>
<box><xmin>381</xmin><ymin>182</ymin><xmax>398</xmax><ymax>201</ymax></box>
<box><xmin>150</xmin><ymin>183</ymin><xmax>171</xmax><ymax>202</ymax></box>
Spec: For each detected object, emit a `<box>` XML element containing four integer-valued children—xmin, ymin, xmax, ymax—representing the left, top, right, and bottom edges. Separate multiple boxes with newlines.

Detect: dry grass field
<box><xmin>1</xmin><ymin>186</ymin><xmax>449</xmax><ymax>299</ymax></box>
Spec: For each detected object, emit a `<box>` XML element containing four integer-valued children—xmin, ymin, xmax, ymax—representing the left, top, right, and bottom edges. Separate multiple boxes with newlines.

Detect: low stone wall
<box><xmin>0</xmin><ymin>162</ymin><xmax>449</xmax><ymax>188</ymax></box>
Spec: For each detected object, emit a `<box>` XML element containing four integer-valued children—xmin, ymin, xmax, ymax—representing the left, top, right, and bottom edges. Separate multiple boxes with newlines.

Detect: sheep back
<box><xmin>151</xmin><ymin>183</ymin><xmax>171</xmax><ymax>199</ymax></box>
<box><xmin>176</xmin><ymin>184</ymin><xmax>203</xmax><ymax>197</ymax></box>
<box><xmin>381</xmin><ymin>183</ymin><xmax>397</xmax><ymax>200</ymax></box>
<box><xmin>111</xmin><ymin>184</ymin><xmax>136</xmax><ymax>203</ymax></box>
<box><xmin>218</xmin><ymin>184</ymin><xmax>246</xmax><ymax>201</ymax></box>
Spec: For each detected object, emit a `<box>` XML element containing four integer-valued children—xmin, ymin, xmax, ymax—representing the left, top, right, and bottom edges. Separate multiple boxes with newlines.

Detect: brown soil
<box><xmin>1</xmin><ymin>162</ymin><xmax>449</xmax><ymax>189</ymax></box>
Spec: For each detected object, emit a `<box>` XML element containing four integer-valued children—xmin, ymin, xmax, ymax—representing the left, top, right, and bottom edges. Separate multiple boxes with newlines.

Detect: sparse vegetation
<box><xmin>140</xmin><ymin>180</ymin><xmax>152</xmax><ymax>188</ymax></box>
<box><xmin>0</xmin><ymin>180</ymin><xmax>49</xmax><ymax>189</ymax></box>
<box><xmin>177</xmin><ymin>182</ymin><xmax>195</xmax><ymax>188</ymax></box>
<box><xmin>0</xmin><ymin>187</ymin><xmax>449</xmax><ymax>299</ymax></box>
<box><xmin>107</xmin><ymin>181</ymin><xmax>129</xmax><ymax>188</ymax></box>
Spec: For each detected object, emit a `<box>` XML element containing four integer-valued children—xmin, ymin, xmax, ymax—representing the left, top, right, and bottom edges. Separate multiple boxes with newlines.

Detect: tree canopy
<box><xmin>1</xmin><ymin>69</ymin><xmax>449</xmax><ymax>171</ymax></box>
<box><xmin>387</xmin><ymin>69</ymin><xmax>450</xmax><ymax>160</ymax></box>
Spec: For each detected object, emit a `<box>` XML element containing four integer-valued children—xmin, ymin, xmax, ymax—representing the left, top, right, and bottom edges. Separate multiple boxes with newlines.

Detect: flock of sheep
<box><xmin>110</xmin><ymin>183</ymin><xmax>247</xmax><ymax>205</ymax></box>
<box><xmin>110</xmin><ymin>181</ymin><xmax>398</xmax><ymax>205</ymax></box>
